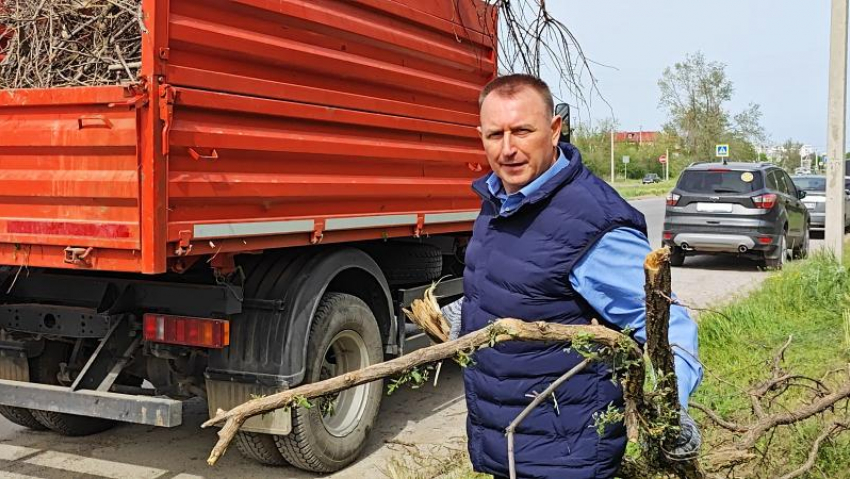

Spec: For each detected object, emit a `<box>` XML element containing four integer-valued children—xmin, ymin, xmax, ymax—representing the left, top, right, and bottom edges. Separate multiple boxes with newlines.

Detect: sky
<box><xmin>542</xmin><ymin>1</ymin><xmax>835</xmax><ymax>153</ymax></box>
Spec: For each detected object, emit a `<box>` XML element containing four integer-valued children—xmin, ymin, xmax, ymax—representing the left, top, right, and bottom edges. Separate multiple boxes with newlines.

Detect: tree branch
<box><xmin>776</xmin><ymin>422</ymin><xmax>849</xmax><ymax>479</ymax></box>
<box><xmin>202</xmin><ymin>318</ymin><xmax>641</xmax><ymax>466</ymax></box>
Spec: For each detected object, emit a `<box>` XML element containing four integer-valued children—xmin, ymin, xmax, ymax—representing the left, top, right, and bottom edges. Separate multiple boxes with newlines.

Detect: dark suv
<box><xmin>663</xmin><ymin>162</ymin><xmax>809</xmax><ymax>268</ymax></box>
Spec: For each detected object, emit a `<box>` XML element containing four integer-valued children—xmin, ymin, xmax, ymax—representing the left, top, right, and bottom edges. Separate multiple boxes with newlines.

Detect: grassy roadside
<box><xmin>609</xmin><ymin>179</ymin><xmax>676</xmax><ymax>200</ymax></box>
<box><xmin>382</xmin><ymin>250</ymin><xmax>850</xmax><ymax>479</ymax></box>
<box><xmin>692</xmin><ymin>249</ymin><xmax>850</xmax><ymax>477</ymax></box>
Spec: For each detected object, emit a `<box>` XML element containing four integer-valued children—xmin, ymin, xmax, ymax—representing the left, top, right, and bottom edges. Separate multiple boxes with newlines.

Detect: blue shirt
<box><xmin>485</xmin><ymin>149</ymin><xmax>702</xmax><ymax>409</ymax></box>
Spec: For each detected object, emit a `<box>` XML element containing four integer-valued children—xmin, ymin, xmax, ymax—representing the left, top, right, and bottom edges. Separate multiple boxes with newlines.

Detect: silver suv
<box><xmin>663</xmin><ymin>162</ymin><xmax>810</xmax><ymax>269</ymax></box>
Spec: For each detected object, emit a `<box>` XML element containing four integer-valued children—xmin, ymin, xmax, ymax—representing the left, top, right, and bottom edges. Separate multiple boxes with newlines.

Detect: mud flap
<box><xmin>205</xmin><ymin>379</ymin><xmax>291</xmax><ymax>435</ymax></box>
<box><xmin>0</xmin><ymin>341</ymin><xmax>29</xmax><ymax>382</ymax></box>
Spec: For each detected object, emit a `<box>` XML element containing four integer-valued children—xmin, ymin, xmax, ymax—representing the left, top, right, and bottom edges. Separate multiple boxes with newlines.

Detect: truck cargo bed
<box><xmin>0</xmin><ymin>0</ymin><xmax>495</xmax><ymax>274</ymax></box>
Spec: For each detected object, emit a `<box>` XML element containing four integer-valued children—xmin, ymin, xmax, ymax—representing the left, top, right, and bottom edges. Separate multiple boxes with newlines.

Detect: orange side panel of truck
<box><xmin>0</xmin><ymin>0</ymin><xmax>496</xmax><ymax>274</ymax></box>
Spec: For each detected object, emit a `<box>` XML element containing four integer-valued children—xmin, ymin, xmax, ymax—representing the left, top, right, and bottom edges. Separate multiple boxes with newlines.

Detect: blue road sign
<box><xmin>716</xmin><ymin>144</ymin><xmax>730</xmax><ymax>158</ymax></box>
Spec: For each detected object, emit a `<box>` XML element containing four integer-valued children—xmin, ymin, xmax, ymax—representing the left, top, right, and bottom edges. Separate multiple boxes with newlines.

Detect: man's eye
<box><xmin>488</xmin><ymin>132</ymin><xmax>504</xmax><ymax>139</ymax></box>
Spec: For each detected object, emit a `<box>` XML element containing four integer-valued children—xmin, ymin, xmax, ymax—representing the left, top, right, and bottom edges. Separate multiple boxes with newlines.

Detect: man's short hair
<box><xmin>478</xmin><ymin>74</ymin><xmax>554</xmax><ymax>117</ymax></box>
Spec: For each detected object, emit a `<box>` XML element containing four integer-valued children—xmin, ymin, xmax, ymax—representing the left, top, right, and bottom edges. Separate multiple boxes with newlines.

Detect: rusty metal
<box><xmin>0</xmin><ymin>0</ymin><xmax>496</xmax><ymax>274</ymax></box>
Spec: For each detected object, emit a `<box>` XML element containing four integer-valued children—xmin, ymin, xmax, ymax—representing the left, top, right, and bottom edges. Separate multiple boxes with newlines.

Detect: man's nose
<box><xmin>500</xmin><ymin>132</ymin><xmax>517</xmax><ymax>156</ymax></box>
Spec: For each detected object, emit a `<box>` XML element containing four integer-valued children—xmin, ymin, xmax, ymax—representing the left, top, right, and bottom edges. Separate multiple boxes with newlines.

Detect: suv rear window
<box><xmin>792</xmin><ymin>177</ymin><xmax>826</xmax><ymax>192</ymax></box>
<box><xmin>677</xmin><ymin>169</ymin><xmax>763</xmax><ymax>194</ymax></box>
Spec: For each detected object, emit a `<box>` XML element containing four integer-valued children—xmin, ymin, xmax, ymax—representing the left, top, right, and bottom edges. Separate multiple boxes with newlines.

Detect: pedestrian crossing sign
<box><xmin>716</xmin><ymin>144</ymin><xmax>729</xmax><ymax>158</ymax></box>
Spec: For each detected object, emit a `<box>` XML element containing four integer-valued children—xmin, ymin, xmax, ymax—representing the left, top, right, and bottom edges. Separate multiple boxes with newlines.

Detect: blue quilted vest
<box><xmin>461</xmin><ymin>143</ymin><xmax>647</xmax><ymax>479</ymax></box>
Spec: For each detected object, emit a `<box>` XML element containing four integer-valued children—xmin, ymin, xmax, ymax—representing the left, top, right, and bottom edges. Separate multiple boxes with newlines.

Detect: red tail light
<box><xmin>663</xmin><ymin>232</ymin><xmax>673</xmax><ymax>240</ymax></box>
<box><xmin>666</xmin><ymin>193</ymin><xmax>681</xmax><ymax>206</ymax></box>
<box><xmin>752</xmin><ymin>193</ymin><xmax>777</xmax><ymax>210</ymax></box>
<box><xmin>143</xmin><ymin>314</ymin><xmax>230</xmax><ymax>348</ymax></box>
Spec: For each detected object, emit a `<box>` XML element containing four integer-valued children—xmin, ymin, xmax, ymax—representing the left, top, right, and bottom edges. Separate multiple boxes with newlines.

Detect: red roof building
<box><xmin>615</xmin><ymin>131</ymin><xmax>659</xmax><ymax>145</ymax></box>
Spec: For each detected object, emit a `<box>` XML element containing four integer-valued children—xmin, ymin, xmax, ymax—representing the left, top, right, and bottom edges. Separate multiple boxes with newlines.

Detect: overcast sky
<box><xmin>542</xmin><ymin>1</ymin><xmax>836</xmax><ymax>152</ymax></box>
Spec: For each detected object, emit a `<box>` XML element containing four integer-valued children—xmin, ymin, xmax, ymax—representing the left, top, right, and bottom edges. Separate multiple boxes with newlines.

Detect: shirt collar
<box><xmin>486</xmin><ymin>147</ymin><xmax>570</xmax><ymax>200</ymax></box>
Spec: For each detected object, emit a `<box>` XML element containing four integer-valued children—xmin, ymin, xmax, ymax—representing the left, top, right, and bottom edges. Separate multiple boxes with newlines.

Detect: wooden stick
<box><xmin>202</xmin><ymin>318</ymin><xmax>641</xmax><ymax>466</ymax></box>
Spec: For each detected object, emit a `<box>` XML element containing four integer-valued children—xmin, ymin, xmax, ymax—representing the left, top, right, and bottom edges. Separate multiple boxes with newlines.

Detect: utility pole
<box><xmin>826</xmin><ymin>0</ymin><xmax>848</xmax><ymax>258</ymax></box>
<box><xmin>665</xmin><ymin>148</ymin><xmax>670</xmax><ymax>182</ymax></box>
<box><xmin>610</xmin><ymin>130</ymin><xmax>615</xmax><ymax>183</ymax></box>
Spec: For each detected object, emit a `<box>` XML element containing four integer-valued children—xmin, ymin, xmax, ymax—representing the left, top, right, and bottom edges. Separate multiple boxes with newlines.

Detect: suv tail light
<box><xmin>666</xmin><ymin>193</ymin><xmax>681</xmax><ymax>206</ymax></box>
<box><xmin>752</xmin><ymin>193</ymin><xmax>777</xmax><ymax>210</ymax></box>
<box><xmin>143</xmin><ymin>314</ymin><xmax>230</xmax><ymax>348</ymax></box>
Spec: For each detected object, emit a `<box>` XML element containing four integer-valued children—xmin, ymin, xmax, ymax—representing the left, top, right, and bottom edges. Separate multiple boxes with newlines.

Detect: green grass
<box><xmin>692</xmin><ymin>249</ymin><xmax>850</xmax><ymax>477</ymax></box>
<box><xmin>609</xmin><ymin>179</ymin><xmax>676</xmax><ymax>200</ymax></box>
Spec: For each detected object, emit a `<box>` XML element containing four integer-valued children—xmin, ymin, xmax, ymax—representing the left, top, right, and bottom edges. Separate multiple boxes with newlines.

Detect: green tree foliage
<box><xmin>657</xmin><ymin>52</ymin><xmax>765</xmax><ymax>160</ymax></box>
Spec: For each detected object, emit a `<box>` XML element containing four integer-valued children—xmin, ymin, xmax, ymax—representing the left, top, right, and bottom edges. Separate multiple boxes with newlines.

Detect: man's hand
<box><xmin>665</xmin><ymin>410</ymin><xmax>701</xmax><ymax>461</ymax></box>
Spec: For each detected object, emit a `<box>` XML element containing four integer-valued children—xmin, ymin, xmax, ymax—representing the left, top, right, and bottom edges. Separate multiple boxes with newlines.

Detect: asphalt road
<box><xmin>0</xmin><ymin>198</ymin><xmax>824</xmax><ymax>479</ymax></box>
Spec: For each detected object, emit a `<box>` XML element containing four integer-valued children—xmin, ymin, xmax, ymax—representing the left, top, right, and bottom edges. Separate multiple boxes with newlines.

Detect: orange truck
<box><xmin>0</xmin><ymin>0</ymin><xmax>495</xmax><ymax>472</ymax></box>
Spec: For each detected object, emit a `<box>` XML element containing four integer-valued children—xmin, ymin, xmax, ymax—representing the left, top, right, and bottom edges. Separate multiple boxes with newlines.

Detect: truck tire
<box><xmin>364</xmin><ymin>243</ymin><xmax>442</xmax><ymax>286</ymax></box>
<box><xmin>28</xmin><ymin>342</ymin><xmax>115</xmax><ymax>436</ymax></box>
<box><xmin>275</xmin><ymin>293</ymin><xmax>383</xmax><ymax>473</ymax></box>
<box><xmin>30</xmin><ymin>410</ymin><xmax>115</xmax><ymax>437</ymax></box>
<box><xmin>235</xmin><ymin>432</ymin><xmax>289</xmax><ymax>466</ymax></box>
<box><xmin>0</xmin><ymin>407</ymin><xmax>48</xmax><ymax>431</ymax></box>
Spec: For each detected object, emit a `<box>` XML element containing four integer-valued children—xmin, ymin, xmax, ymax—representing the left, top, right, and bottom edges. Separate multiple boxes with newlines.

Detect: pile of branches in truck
<box><xmin>0</xmin><ymin>0</ymin><xmax>143</xmax><ymax>89</ymax></box>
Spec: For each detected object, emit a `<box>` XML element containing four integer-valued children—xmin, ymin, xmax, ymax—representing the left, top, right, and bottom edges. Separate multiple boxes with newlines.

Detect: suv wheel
<box><xmin>793</xmin><ymin>227</ymin><xmax>809</xmax><ymax>259</ymax></box>
<box><xmin>764</xmin><ymin>234</ymin><xmax>788</xmax><ymax>270</ymax></box>
<box><xmin>669</xmin><ymin>246</ymin><xmax>685</xmax><ymax>266</ymax></box>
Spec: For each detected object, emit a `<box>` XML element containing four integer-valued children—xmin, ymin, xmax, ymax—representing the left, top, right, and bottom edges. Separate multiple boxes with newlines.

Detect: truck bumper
<box><xmin>0</xmin><ymin>379</ymin><xmax>183</xmax><ymax>427</ymax></box>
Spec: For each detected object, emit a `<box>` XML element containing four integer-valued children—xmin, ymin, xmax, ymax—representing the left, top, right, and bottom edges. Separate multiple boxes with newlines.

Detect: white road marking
<box><xmin>24</xmin><ymin>451</ymin><xmax>167</xmax><ymax>479</ymax></box>
<box><xmin>0</xmin><ymin>472</ymin><xmax>45</xmax><ymax>479</ymax></box>
<box><xmin>0</xmin><ymin>445</ymin><xmax>40</xmax><ymax>462</ymax></box>
<box><xmin>170</xmin><ymin>475</ymin><xmax>205</xmax><ymax>479</ymax></box>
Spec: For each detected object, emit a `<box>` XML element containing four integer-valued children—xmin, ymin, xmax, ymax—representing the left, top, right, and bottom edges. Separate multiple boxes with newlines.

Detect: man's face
<box><xmin>478</xmin><ymin>87</ymin><xmax>562</xmax><ymax>194</ymax></box>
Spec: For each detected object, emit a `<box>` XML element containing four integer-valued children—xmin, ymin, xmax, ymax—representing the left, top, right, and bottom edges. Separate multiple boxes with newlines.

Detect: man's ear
<box><xmin>476</xmin><ymin>125</ymin><xmax>483</xmax><ymax>140</ymax></box>
<box><xmin>550</xmin><ymin>115</ymin><xmax>563</xmax><ymax>146</ymax></box>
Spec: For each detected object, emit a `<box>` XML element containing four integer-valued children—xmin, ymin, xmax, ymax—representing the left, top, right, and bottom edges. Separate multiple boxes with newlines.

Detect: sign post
<box><xmin>622</xmin><ymin>155</ymin><xmax>630</xmax><ymax>180</ymax></box>
<box><xmin>659</xmin><ymin>151</ymin><xmax>669</xmax><ymax>181</ymax></box>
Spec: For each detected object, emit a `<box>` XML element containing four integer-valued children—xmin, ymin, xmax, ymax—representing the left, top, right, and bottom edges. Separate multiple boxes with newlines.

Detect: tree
<box><xmin>658</xmin><ymin>52</ymin><xmax>765</xmax><ymax>160</ymax></box>
<box><xmin>777</xmin><ymin>139</ymin><xmax>804</xmax><ymax>170</ymax></box>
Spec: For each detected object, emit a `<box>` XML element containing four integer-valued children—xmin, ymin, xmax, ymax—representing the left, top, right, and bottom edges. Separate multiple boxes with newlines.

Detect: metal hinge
<box><xmin>175</xmin><ymin>230</ymin><xmax>193</xmax><ymax>256</ymax></box>
<box><xmin>159</xmin><ymin>84</ymin><xmax>176</xmax><ymax>156</ymax></box>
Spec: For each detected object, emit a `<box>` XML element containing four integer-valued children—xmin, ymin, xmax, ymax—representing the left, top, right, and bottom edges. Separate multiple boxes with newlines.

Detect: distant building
<box><xmin>615</xmin><ymin>131</ymin><xmax>659</xmax><ymax>145</ymax></box>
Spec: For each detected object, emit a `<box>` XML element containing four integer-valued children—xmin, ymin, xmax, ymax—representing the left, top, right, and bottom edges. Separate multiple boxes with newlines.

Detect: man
<box><xmin>442</xmin><ymin>74</ymin><xmax>703</xmax><ymax>479</ymax></box>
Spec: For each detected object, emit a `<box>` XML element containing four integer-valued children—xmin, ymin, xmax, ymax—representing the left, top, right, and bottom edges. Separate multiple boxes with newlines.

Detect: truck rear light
<box><xmin>758</xmin><ymin>236</ymin><xmax>772</xmax><ymax>245</ymax></box>
<box><xmin>752</xmin><ymin>193</ymin><xmax>777</xmax><ymax>210</ymax></box>
<box><xmin>143</xmin><ymin>314</ymin><xmax>230</xmax><ymax>348</ymax></box>
<box><xmin>666</xmin><ymin>193</ymin><xmax>681</xmax><ymax>206</ymax></box>
<box><xmin>663</xmin><ymin>232</ymin><xmax>673</xmax><ymax>240</ymax></box>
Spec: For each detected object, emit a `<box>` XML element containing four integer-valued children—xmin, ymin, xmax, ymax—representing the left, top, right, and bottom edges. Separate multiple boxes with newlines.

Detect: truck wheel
<box><xmin>275</xmin><ymin>293</ymin><xmax>383</xmax><ymax>473</ymax></box>
<box><xmin>30</xmin><ymin>410</ymin><xmax>115</xmax><ymax>437</ymax></box>
<box><xmin>0</xmin><ymin>407</ymin><xmax>48</xmax><ymax>431</ymax></box>
<box><xmin>235</xmin><ymin>432</ymin><xmax>289</xmax><ymax>466</ymax></box>
<box><xmin>28</xmin><ymin>342</ymin><xmax>115</xmax><ymax>436</ymax></box>
<box><xmin>364</xmin><ymin>243</ymin><xmax>442</xmax><ymax>286</ymax></box>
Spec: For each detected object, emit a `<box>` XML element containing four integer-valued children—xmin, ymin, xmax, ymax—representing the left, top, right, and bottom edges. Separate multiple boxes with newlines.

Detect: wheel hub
<box><xmin>319</xmin><ymin>330</ymin><xmax>370</xmax><ymax>437</ymax></box>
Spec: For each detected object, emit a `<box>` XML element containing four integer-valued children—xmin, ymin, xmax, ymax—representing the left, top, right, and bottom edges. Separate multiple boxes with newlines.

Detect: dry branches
<box><xmin>201</xmin><ymin>318</ymin><xmax>641</xmax><ymax>466</ymax></box>
<box><xmin>0</xmin><ymin>0</ymin><xmax>142</xmax><ymax>89</ymax></box>
<box><xmin>462</xmin><ymin>0</ymin><xmax>604</xmax><ymax>111</ymax></box>
<box><xmin>697</xmin><ymin>337</ymin><xmax>850</xmax><ymax>477</ymax></box>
